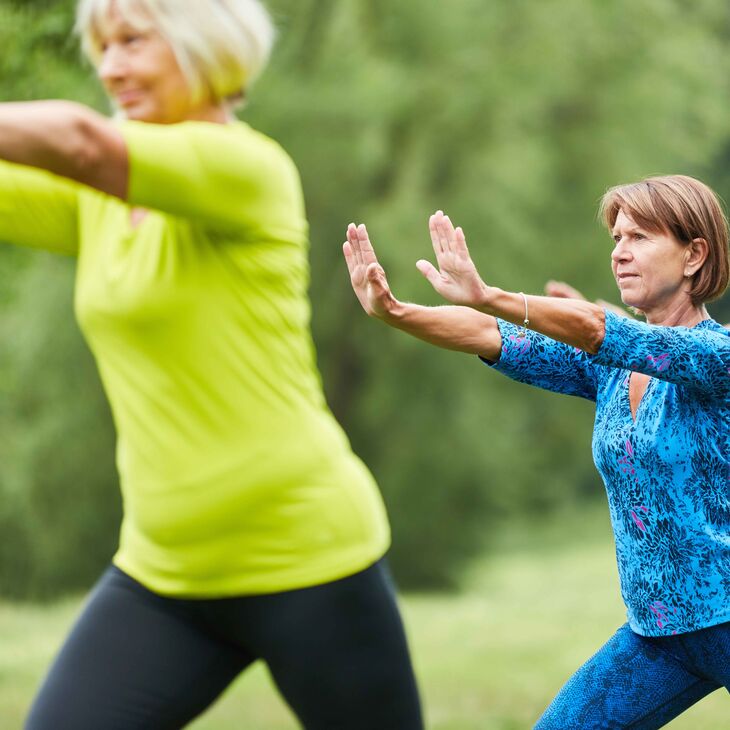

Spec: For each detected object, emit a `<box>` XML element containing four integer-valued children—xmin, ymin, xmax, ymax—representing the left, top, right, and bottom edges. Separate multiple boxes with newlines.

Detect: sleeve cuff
<box><xmin>591</xmin><ymin>308</ymin><xmax>629</xmax><ymax>367</ymax></box>
<box><xmin>478</xmin><ymin>318</ymin><xmax>530</xmax><ymax>370</ymax></box>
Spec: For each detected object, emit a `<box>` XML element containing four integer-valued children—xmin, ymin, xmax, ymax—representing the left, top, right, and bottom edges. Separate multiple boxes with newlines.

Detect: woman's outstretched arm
<box><xmin>416</xmin><ymin>211</ymin><xmax>606</xmax><ymax>353</ymax></box>
<box><xmin>343</xmin><ymin>223</ymin><xmax>502</xmax><ymax>360</ymax></box>
<box><xmin>0</xmin><ymin>101</ymin><xmax>128</xmax><ymax>198</ymax></box>
<box><xmin>545</xmin><ymin>279</ymin><xmax>631</xmax><ymax>319</ymax></box>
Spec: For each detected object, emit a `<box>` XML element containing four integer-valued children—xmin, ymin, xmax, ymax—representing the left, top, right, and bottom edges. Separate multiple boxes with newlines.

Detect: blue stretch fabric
<box><xmin>25</xmin><ymin>561</ymin><xmax>423</xmax><ymax>730</ymax></box>
<box><xmin>535</xmin><ymin>620</ymin><xmax>730</xmax><ymax>729</ymax></box>
<box><xmin>486</xmin><ymin>310</ymin><xmax>729</xmax><ymax>637</ymax></box>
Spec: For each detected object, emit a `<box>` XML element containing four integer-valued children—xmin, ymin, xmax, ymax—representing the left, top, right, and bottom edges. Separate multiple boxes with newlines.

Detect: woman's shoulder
<box><xmin>121</xmin><ymin>118</ymin><xmax>293</xmax><ymax>162</ymax></box>
<box><xmin>700</xmin><ymin>318</ymin><xmax>730</xmax><ymax>334</ymax></box>
<box><xmin>178</xmin><ymin>119</ymin><xmax>292</xmax><ymax>158</ymax></box>
<box><xmin>695</xmin><ymin>318</ymin><xmax>730</xmax><ymax>344</ymax></box>
<box><xmin>189</xmin><ymin>119</ymin><xmax>301</xmax><ymax>185</ymax></box>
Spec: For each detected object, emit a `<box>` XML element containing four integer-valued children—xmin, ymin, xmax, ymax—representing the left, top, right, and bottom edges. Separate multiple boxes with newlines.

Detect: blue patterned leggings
<box><xmin>535</xmin><ymin>621</ymin><xmax>730</xmax><ymax>729</ymax></box>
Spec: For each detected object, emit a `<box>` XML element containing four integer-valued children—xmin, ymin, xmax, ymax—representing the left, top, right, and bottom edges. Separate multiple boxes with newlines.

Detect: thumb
<box><xmin>416</xmin><ymin>259</ymin><xmax>442</xmax><ymax>290</ymax></box>
<box><xmin>366</xmin><ymin>262</ymin><xmax>390</xmax><ymax>298</ymax></box>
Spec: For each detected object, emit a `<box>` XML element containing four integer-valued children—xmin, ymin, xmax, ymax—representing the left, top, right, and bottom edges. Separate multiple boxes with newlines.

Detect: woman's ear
<box><xmin>685</xmin><ymin>237</ymin><xmax>709</xmax><ymax>277</ymax></box>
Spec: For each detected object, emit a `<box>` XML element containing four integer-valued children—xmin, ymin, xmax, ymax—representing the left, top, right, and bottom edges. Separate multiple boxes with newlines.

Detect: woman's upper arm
<box><xmin>483</xmin><ymin>319</ymin><xmax>599</xmax><ymax>400</ymax></box>
<box><xmin>591</xmin><ymin>310</ymin><xmax>730</xmax><ymax>397</ymax></box>
<box><xmin>118</xmin><ymin>121</ymin><xmax>306</xmax><ymax>234</ymax></box>
<box><xmin>0</xmin><ymin>160</ymin><xmax>79</xmax><ymax>255</ymax></box>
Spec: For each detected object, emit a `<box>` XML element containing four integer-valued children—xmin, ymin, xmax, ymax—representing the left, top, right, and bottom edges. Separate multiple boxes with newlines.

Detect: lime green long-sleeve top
<box><xmin>0</xmin><ymin>120</ymin><xmax>390</xmax><ymax>596</ymax></box>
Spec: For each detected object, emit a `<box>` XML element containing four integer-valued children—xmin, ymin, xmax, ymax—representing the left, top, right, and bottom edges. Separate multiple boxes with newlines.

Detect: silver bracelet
<box><xmin>517</xmin><ymin>292</ymin><xmax>529</xmax><ymax>338</ymax></box>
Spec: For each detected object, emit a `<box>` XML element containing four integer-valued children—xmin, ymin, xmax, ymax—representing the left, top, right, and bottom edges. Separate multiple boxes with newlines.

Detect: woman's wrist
<box><xmin>380</xmin><ymin>298</ymin><xmax>409</xmax><ymax>325</ymax></box>
<box><xmin>474</xmin><ymin>284</ymin><xmax>503</xmax><ymax>315</ymax></box>
<box><xmin>386</xmin><ymin>301</ymin><xmax>499</xmax><ymax>356</ymax></box>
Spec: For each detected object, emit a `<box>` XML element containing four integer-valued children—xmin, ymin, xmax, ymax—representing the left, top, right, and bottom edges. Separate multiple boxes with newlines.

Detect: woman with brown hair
<box><xmin>344</xmin><ymin>174</ymin><xmax>729</xmax><ymax>728</ymax></box>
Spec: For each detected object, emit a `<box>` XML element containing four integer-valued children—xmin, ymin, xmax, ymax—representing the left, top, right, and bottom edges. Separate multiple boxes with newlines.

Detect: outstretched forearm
<box><xmin>344</xmin><ymin>222</ymin><xmax>502</xmax><ymax>358</ymax></box>
<box><xmin>0</xmin><ymin>101</ymin><xmax>127</xmax><ymax>198</ymax></box>
<box><xmin>476</xmin><ymin>286</ymin><xmax>606</xmax><ymax>354</ymax></box>
<box><xmin>385</xmin><ymin>301</ymin><xmax>502</xmax><ymax>359</ymax></box>
<box><xmin>421</xmin><ymin>212</ymin><xmax>607</xmax><ymax>354</ymax></box>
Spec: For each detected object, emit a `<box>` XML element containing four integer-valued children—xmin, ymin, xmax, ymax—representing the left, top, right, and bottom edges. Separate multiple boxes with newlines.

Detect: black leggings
<box><xmin>25</xmin><ymin>560</ymin><xmax>423</xmax><ymax>730</ymax></box>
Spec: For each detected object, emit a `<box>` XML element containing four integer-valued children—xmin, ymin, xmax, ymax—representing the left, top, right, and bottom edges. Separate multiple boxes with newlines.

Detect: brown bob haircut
<box><xmin>600</xmin><ymin>175</ymin><xmax>730</xmax><ymax>305</ymax></box>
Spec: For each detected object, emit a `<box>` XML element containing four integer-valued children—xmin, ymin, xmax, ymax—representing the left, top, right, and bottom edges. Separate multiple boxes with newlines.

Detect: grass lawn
<box><xmin>1</xmin><ymin>503</ymin><xmax>726</xmax><ymax>728</ymax></box>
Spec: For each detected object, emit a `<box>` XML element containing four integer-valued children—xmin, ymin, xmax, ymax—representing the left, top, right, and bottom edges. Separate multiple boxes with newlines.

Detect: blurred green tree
<box><xmin>0</xmin><ymin>0</ymin><xmax>728</xmax><ymax>596</ymax></box>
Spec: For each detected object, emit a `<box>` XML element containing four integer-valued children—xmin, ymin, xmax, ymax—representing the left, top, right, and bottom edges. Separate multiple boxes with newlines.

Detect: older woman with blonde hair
<box><xmin>5</xmin><ymin>1</ymin><xmax>423</xmax><ymax>728</ymax></box>
<box><xmin>344</xmin><ymin>174</ymin><xmax>729</xmax><ymax>728</ymax></box>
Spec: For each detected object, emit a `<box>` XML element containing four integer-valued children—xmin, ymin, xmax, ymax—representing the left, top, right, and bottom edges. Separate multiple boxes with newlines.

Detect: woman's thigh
<box><xmin>663</xmin><ymin>619</ymin><xmax>730</xmax><ymax>689</ymax></box>
<box><xmin>214</xmin><ymin>559</ymin><xmax>424</xmax><ymax>730</ymax></box>
<box><xmin>25</xmin><ymin>566</ymin><xmax>252</xmax><ymax>730</ymax></box>
<box><xmin>535</xmin><ymin>623</ymin><xmax>718</xmax><ymax>730</ymax></box>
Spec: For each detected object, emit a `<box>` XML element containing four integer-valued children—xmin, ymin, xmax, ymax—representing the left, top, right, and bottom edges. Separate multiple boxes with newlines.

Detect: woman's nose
<box><xmin>611</xmin><ymin>239</ymin><xmax>632</xmax><ymax>263</ymax></box>
<box><xmin>98</xmin><ymin>45</ymin><xmax>127</xmax><ymax>84</ymax></box>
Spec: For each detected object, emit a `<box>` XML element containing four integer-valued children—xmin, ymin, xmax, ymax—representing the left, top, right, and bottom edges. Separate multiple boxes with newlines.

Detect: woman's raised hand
<box><xmin>343</xmin><ymin>223</ymin><xmax>400</xmax><ymax>321</ymax></box>
<box><xmin>545</xmin><ymin>279</ymin><xmax>632</xmax><ymax>319</ymax></box>
<box><xmin>416</xmin><ymin>211</ymin><xmax>489</xmax><ymax>308</ymax></box>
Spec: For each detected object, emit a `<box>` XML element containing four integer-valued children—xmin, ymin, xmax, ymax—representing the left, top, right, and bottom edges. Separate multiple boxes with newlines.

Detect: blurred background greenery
<box><xmin>0</xmin><ymin>0</ymin><xmax>729</xmax><ymax>603</ymax></box>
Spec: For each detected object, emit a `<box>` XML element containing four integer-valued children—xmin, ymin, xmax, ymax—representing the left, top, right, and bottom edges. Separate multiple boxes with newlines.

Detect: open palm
<box><xmin>416</xmin><ymin>211</ymin><xmax>488</xmax><ymax>307</ymax></box>
<box><xmin>343</xmin><ymin>223</ymin><xmax>399</xmax><ymax>320</ymax></box>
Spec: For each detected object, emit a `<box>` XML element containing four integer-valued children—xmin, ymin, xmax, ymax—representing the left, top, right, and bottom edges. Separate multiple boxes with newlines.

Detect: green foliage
<box><xmin>257</xmin><ymin>0</ymin><xmax>730</xmax><ymax>586</ymax></box>
<box><xmin>0</xmin><ymin>256</ymin><xmax>120</xmax><ymax>599</ymax></box>
<box><xmin>0</xmin><ymin>0</ymin><xmax>728</xmax><ymax>596</ymax></box>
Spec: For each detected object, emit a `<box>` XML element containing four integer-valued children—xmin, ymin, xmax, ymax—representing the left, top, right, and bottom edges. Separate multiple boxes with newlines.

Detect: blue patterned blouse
<box><xmin>486</xmin><ymin>310</ymin><xmax>730</xmax><ymax>636</ymax></box>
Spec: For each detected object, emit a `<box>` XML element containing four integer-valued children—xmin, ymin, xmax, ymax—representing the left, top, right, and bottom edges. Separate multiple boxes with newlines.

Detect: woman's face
<box><xmin>96</xmin><ymin>4</ymin><xmax>207</xmax><ymax>124</ymax></box>
<box><xmin>610</xmin><ymin>209</ymin><xmax>695</xmax><ymax>316</ymax></box>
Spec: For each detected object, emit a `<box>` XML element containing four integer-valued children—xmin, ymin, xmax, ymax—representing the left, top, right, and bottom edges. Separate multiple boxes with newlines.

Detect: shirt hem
<box><xmin>628</xmin><ymin>609</ymin><xmax>730</xmax><ymax>637</ymax></box>
<box><xmin>112</xmin><ymin>540</ymin><xmax>391</xmax><ymax>599</ymax></box>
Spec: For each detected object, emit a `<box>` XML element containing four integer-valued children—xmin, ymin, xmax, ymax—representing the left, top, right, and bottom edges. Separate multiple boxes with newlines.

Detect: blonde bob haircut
<box><xmin>76</xmin><ymin>0</ymin><xmax>275</xmax><ymax>105</ymax></box>
<box><xmin>600</xmin><ymin>175</ymin><xmax>730</xmax><ymax>305</ymax></box>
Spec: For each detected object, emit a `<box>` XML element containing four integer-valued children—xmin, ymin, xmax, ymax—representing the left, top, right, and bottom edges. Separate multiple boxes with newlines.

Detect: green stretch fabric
<box><xmin>0</xmin><ymin>120</ymin><xmax>390</xmax><ymax>596</ymax></box>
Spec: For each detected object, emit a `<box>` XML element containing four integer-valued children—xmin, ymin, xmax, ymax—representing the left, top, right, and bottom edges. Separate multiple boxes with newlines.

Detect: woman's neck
<box><xmin>185</xmin><ymin>103</ymin><xmax>232</xmax><ymax>125</ymax></box>
<box><xmin>644</xmin><ymin>299</ymin><xmax>709</xmax><ymax>328</ymax></box>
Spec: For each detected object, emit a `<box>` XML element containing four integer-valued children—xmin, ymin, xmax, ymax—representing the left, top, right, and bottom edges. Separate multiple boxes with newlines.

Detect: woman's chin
<box><xmin>617</xmin><ymin>295</ymin><xmax>644</xmax><ymax>317</ymax></box>
<box><xmin>114</xmin><ymin>101</ymin><xmax>161</xmax><ymax>123</ymax></box>
<box><xmin>124</xmin><ymin>109</ymin><xmax>153</xmax><ymax>122</ymax></box>
<box><xmin>618</xmin><ymin>292</ymin><xmax>640</xmax><ymax>309</ymax></box>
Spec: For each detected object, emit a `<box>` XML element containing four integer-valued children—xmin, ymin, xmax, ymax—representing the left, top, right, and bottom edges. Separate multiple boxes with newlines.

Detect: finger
<box><xmin>415</xmin><ymin>258</ymin><xmax>443</xmax><ymax>292</ymax></box>
<box><xmin>435</xmin><ymin>215</ymin><xmax>450</xmax><ymax>255</ymax></box>
<box><xmin>545</xmin><ymin>280</ymin><xmax>584</xmax><ymax>300</ymax></box>
<box><xmin>343</xmin><ymin>241</ymin><xmax>356</xmax><ymax>276</ymax></box>
<box><xmin>347</xmin><ymin>223</ymin><xmax>363</xmax><ymax>267</ymax></box>
<box><xmin>357</xmin><ymin>224</ymin><xmax>378</xmax><ymax>266</ymax></box>
<box><xmin>440</xmin><ymin>216</ymin><xmax>467</xmax><ymax>258</ymax></box>
<box><xmin>441</xmin><ymin>213</ymin><xmax>456</xmax><ymax>242</ymax></box>
<box><xmin>596</xmin><ymin>299</ymin><xmax>632</xmax><ymax>318</ymax></box>
<box><xmin>454</xmin><ymin>225</ymin><xmax>469</xmax><ymax>256</ymax></box>
<box><xmin>544</xmin><ymin>280</ymin><xmax>562</xmax><ymax>297</ymax></box>
<box><xmin>366</xmin><ymin>262</ymin><xmax>391</xmax><ymax>299</ymax></box>
<box><xmin>429</xmin><ymin>212</ymin><xmax>445</xmax><ymax>256</ymax></box>
<box><xmin>434</xmin><ymin>211</ymin><xmax>450</xmax><ymax>255</ymax></box>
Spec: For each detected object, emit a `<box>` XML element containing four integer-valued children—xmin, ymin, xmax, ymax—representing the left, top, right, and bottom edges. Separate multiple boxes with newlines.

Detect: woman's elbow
<box><xmin>584</xmin><ymin>307</ymin><xmax>606</xmax><ymax>354</ymax></box>
<box><xmin>68</xmin><ymin>105</ymin><xmax>128</xmax><ymax>198</ymax></box>
<box><xmin>47</xmin><ymin>102</ymin><xmax>99</xmax><ymax>169</ymax></box>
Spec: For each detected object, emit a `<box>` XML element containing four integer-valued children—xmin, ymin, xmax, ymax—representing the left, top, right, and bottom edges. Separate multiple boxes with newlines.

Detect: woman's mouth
<box><xmin>116</xmin><ymin>89</ymin><xmax>145</xmax><ymax>107</ymax></box>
